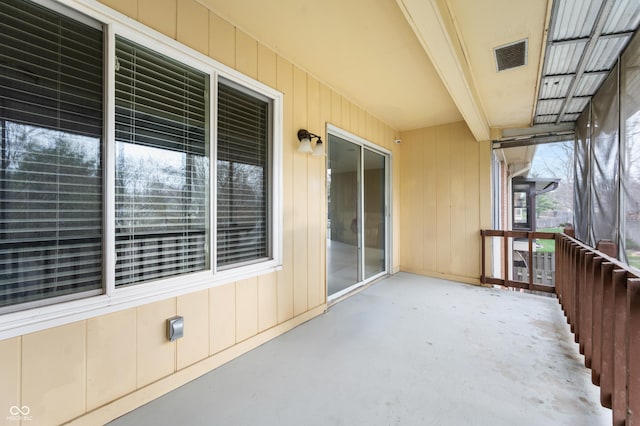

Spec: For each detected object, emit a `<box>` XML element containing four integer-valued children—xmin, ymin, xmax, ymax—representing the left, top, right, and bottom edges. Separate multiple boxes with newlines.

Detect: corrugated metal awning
<box><xmin>533</xmin><ymin>0</ymin><xmax>640</xmax><ymax>125</ymax></box>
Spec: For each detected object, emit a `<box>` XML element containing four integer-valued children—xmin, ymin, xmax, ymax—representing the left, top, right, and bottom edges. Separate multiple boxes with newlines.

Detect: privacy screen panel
<box><xmin>574</xmin><ymin>107</ymin><xmax>591</xmax><ymax>245</ymax></box>
<box><xmin>0</xmin><ymin>0</ymin><xmax>103</xmax><ymax>309</ymax></box>
<box><xmin>621</xmin><ymin>32</ymin><xmax>640</xmax><ymax>265</ymax></box>
<box><xmin>590</xmin><ymin>64</ymin><xmax>619</xmax><ymax>247</ymax></box>
<box><xmin>115</xmin><ymin>36</ymin><xmax>209</xmax><ymax>287</ymax></box>
<box><xmin>217</xmin><ymin>81</ymin><xmax>270</xmax><ymax>268</ymax></box>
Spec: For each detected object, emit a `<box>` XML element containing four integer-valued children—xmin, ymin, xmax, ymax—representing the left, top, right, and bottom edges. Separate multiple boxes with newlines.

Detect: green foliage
<box><xmin>536</xmin><ymin>193</ymin><xmax>558</xmax><ymax>217</ymax></box>
<box><xmin>626</xmin><ymin>238</ymin><xmax>640</xmax><ymax>251</ymax></box>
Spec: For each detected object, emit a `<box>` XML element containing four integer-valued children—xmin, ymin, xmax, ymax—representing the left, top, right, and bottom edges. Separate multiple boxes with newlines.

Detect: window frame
<box><xmin>0</xmin><ymin>0</ymin><xmax>283</xmax><ymax>339</ymax></box>
<box><xmin>215</xmin><ymin>77</ymin><xmax>275</xmax><ymax>272</ymax></box>
<box><xmin>0</xmin><ymin>2</ymin><xmax>106</xmax><ymax>313</ymax></box>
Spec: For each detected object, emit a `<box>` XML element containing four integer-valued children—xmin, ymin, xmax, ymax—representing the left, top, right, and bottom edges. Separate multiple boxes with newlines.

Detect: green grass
<box><xmin>535</xmin><ymin>227</ymin><xmax>563</xmax><ymax>253</ymax></box>
<box><xmin>628</xmin><ymin>252</ymin><xmax>640</xmax><ymax>270</ymax></box>
<box><xmin>532</xmin><ymin>230</ymin><xmax>640</xmax><ymax>270</ymax></box>
<box><xmin>537</xmin><ymin>227</ymin><xmax>564</xmax><ymax>233</ymax></box>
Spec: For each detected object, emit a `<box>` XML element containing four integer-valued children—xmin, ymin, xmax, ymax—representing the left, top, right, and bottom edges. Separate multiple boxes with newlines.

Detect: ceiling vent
<box><xmin>494</xmin><ymin>39</ymin><xmax>528</xmax><ymax>72</ymax></box>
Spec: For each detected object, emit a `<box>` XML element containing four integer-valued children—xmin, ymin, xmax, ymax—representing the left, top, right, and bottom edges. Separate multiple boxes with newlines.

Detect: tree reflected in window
<box><xmin>0</xmin><ymin>122</ymin><xmax>102</xmax><ymax>307</ymax></box>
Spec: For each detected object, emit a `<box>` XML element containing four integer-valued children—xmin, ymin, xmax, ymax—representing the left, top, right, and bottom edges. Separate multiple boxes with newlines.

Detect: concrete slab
<box><xmin>109</xmin><ymin>273</ymin><xmax>609</xmax><ymax>426</ymax></box>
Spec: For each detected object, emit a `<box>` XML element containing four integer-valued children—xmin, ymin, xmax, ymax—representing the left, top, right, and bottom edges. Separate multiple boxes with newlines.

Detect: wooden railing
<box><xmin>556</xmin><ymin>233</ymin><xmax>640</xmax><ymax>425</ymax></box>
<box><xmin>480</xmin><ymin>230</ymin><xmax>557</xmax><ymax>293</ymax></box>
<box><xmin>482</xmin><ymin>230</ymin><xmax>640</xmax><ymax>422</ymax></box>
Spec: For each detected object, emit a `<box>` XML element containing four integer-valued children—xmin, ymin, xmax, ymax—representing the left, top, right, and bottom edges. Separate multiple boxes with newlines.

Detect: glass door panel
<box><xmin>327</xmin><ymin>135</ymin><xmax>361</xmax><ymax>295</ymax></box>
<box><xmin>363</xmin><ymin>149</ymin><xmax>386</xmax><ymax>279</ymax></box>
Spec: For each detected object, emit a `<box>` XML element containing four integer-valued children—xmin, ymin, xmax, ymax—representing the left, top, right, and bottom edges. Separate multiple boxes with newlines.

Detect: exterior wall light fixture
<box><xmin>297</xmin><ymin>129</ymin><xmax>324</xmax><ymax>157</ymax></box>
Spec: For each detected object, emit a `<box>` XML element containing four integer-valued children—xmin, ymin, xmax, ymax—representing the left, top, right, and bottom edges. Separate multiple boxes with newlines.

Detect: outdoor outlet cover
<box><xmin>167</xmin><ymin>316</ymin><xmax>184</xmax><ymax>342</ymax></box>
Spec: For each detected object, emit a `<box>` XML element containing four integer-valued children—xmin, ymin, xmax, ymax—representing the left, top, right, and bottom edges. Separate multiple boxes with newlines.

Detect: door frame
<box><xmin>326</xmin><ymin>124</ymin><xmax>392</xmax><ymax>301</ymax></box>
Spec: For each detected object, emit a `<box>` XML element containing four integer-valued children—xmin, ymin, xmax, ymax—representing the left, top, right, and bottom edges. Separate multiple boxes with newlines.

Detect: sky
<box><xmin>528</xmin><ymin>141</ymin><xmax>573</xmax><ymax>180</ymax></box>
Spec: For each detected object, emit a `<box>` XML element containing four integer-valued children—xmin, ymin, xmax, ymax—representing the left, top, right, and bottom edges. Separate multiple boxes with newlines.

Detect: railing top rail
<box><xmin>558</xmin><ymin>233</ymin><xmax>640</xmax><ymax>279</ymax></box>
<box><xmin>480</xmin><ymin>229</ymin><xmax>557</xmax><ymax>239</ymax></box>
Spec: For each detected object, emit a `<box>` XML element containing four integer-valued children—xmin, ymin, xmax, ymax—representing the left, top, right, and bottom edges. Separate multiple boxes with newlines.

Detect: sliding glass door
<box><xmin>327</xmin><ymin>129</ymin><xmax>389</xmax><ymax>299</ymax></box>
<box><xmin>363</xmin><ymin>149</ymin><xmax>386</xmax><ymax>280</ymax></box>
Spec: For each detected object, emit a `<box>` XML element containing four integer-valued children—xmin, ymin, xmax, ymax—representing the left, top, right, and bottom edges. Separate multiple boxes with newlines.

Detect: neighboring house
<box><xmin>0</xmin><ymin>0</ymin><xmax>638</xmax><ymax>425</ymax></box>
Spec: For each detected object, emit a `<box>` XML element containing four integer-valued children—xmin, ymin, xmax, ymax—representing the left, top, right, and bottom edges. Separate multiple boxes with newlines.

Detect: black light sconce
<box><xmin>297</xmin><ymin>129</ymin><xmax>324</xmax><ymax>157</ymax></box>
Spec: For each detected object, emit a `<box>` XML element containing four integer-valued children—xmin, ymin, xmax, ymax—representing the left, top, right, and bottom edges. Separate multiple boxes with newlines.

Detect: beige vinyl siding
<box><xmin>235</xmin><ymin>277</ymin><xmax>259</xmax><ymax>342</ymax></box>
<box><xmin>177</xmin><ymin>0</ymin><xmax>208</xmax><ymax>54</ymax></box>
<box><xmin>0</xmin><ymin>337</ymin><xmax>20</xmax><ymax>421</ymax></box>
<box><xmin>0</xmin><ymin>1</ymin><xmax>401</xmax><ymax>425</ymax></box>
<box><xmin>307</xmin><ymin>75</ymin><xmax>324</xmax><ymax>310</ymax></box>
<box><xmin>257</xmin><ymin>272</ymin><xmax>278</xmax><ymax>332</ymax></box>
<box><xmin>400</xmin><ymin>122</ymin><xmax>491</xmax><ymax>284</ymax></box>
<box><xmin>210</xmin><ymin>283</ymin><xmax>236</xmax><ymax>354</ymax></box>
<box><xmin>22</xmin><ymin>322</ymin><xmax>87</xmax><ymax>425</ymax></box>
<box><xmin>176</xmin><ymin>290</ymin><xmax>210</xmax><ymax>370</ymax></box>
<box><xmin>292</xmin><ymin>66</ymin><xmax>309</xmax><ymax>316</ymax></box>
<box><xmin>136</xmin><ymin>299</ymin><xmax>177</xmax><ymax>388</ymax></box>
<box><xmin>86</xmin><ymin>309</ymin><xmax>137</xmax><ymax>410</ymax></box>
<box><xmin>276</xmin><ymin>55</ymin><xmax>295</xmax><ymax>323</ymax></box>
<box><xmin>139</xmin><ymin>0</ymin><xmax>177</xmax><ymax>38</ymax></box>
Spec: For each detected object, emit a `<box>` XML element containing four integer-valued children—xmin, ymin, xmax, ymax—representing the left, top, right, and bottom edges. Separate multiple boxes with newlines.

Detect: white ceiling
<box><xmin>198</xmin><ymin>0</ymin><xmax>462</xmax><ymax>131</ymax></box>
<box><xmin>197</xmin><ymin>0</ymin><xmax>638</xmax><ymax>141</ymax></box>
<box><xmin>446</xmin><ymin>0</ymin><xmax>549</xmax><ymax>129</ymax></box>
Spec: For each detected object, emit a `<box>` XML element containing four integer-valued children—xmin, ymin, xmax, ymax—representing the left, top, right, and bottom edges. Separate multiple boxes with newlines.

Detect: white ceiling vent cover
<box><xmin>494</xmin><ymin>39</ymin><xmax>528</xmax><ymax>72</ymax></box>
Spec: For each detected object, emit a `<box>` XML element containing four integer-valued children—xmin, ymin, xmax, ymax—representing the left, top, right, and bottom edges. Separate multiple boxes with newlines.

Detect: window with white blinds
<box><xmin>0</xmin><ymin>0</ymin><xmax>279</xmax><ymax>319</ymax></box>
<box><xmin>114</xmin><ymin>36</ymin><xmax>209</xmax><ymax>287</ymax></box>
<box><xmin>0</xmin><ymin>0</ymin><xmax>103</xmax><ymax>310</ymax></box>
<box><xmin>217</xmin><ymin>81</ymin><xmax>270</xmax><ymax>268</ymax></box>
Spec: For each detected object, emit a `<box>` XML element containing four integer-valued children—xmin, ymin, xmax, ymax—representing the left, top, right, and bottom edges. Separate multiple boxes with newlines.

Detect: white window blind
<box><xmin>114</xmin><ymin>36</ymin><xmax>209</xmax><ymax>287</ymax></box>
<box><xmin>217</xmin><ymin>81</ymin><xmax>270</xmax><ymax>268</ymax></box>
<box><xmin>0</xmin><ymin>0</ymin><xmax>103</xmax><ymax>310</ymax></box>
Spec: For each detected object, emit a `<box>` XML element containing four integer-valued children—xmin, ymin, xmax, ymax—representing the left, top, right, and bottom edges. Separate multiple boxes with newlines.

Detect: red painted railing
<box><xmin>556</xmin><ymin>233</ymin><xmax>640</xmax><ymax>425</ymax></box>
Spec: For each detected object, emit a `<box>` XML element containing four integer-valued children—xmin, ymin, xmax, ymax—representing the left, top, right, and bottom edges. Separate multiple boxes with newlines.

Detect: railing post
<box><xmin>628</xmin><ymin>278</ymin><xmax>640</xmax><ymax>425</ymax></box>
<box><xmin>503</xmin><ymin>231</ymin><xmax>509</xmax><ymax>283</ymax></box>
<box><xmin>582</xmin><ymin>252</ymin><xmax>594</xmax><ymax>366</ymax></box>
<box><xmin>528</xmin><ymin>232</ymin><xmax>533</xmax><ymax>290</ymax></box>
<box><xmin>574</xmin><ymin>248</ymin><xmax>587</xmax><ymax>344</ymax></box>
<box><xmin>562</xmin><ymin>236</ymin><xmax>570</xmax><ymax>314</ymax></box>
<box><xmin>591</xmin><ymin>257</ymin><xmax>603</xmax><ymax>386</ymax></box>
<box><xmin>556</xmin><ymin>234</ymin><xmax>565</xmax><ymax>304</ymax></box>
<box><xmin>601</xmin><ymin>262</ymin><xmax>615</xmax><ymax>409</ymax></box>
<box><xmin>480</xmin><ymin>230</ymin><xmax>486</xmax><ymax>284</ymax></box>
<box><xmin>613</xmin><ymin>270</ymin><xmax>628</xmax><ymax>426</ymax></box>
<box><xmin>567</xmin><ymin>243</ymin><xmax>577</xmax><ymax>329</ymax></box>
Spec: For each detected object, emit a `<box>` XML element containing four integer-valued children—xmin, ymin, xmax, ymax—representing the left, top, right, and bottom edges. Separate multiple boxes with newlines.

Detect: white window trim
<box><xmin>0</xmin><ymin>0</ymin><xmax>283</xmax><ymax>340</ymax></box>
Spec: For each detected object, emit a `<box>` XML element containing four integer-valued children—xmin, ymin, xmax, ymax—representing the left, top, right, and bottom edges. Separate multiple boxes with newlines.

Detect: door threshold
<box><xmin>327</xmin><ymin>274</ymin><xmax>388</xmax><ymax>307</ymax></box>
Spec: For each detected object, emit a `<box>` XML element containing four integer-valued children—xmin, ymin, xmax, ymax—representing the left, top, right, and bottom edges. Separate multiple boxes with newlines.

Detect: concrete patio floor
<box><xmin>109</xmin><ymin>272</ymin><xmax>609</xmax><ymax>426</ymax></box>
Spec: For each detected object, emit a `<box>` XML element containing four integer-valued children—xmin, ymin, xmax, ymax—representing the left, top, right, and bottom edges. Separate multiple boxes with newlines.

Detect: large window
<box><xmin>217</xmin><ymin>81</ymin><xmax>270</xmax><ymax>268</ymax></box>
<box><xmin>0</xmin><ymin>0</ymin><xmax>281</xmax><ymax>318</ymax></box>
<box><xmin>114</xmin><ymin>37</ymin><xmax>209</xmax><ymax>286</ymax></box>
<box><xmin>0</xmin><ymin>0</ymin><xmax>103</xmax><ymax>310</ymax></box>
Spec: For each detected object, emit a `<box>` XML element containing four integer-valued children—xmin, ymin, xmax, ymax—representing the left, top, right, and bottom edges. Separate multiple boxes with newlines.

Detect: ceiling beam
<box><xmin>550</xmin><ymin>30</ymin><xmax>635</xmax><ymax>46</ymax></box>
<box><xmin>396</xmin><ymin>0</ymin><xmax>490</xmax><ymax>141</ymax></box>
<box><xmin>500</xmin><ymin>123</ymin><xmax>575</xmax><ymax>138</ymax></box>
